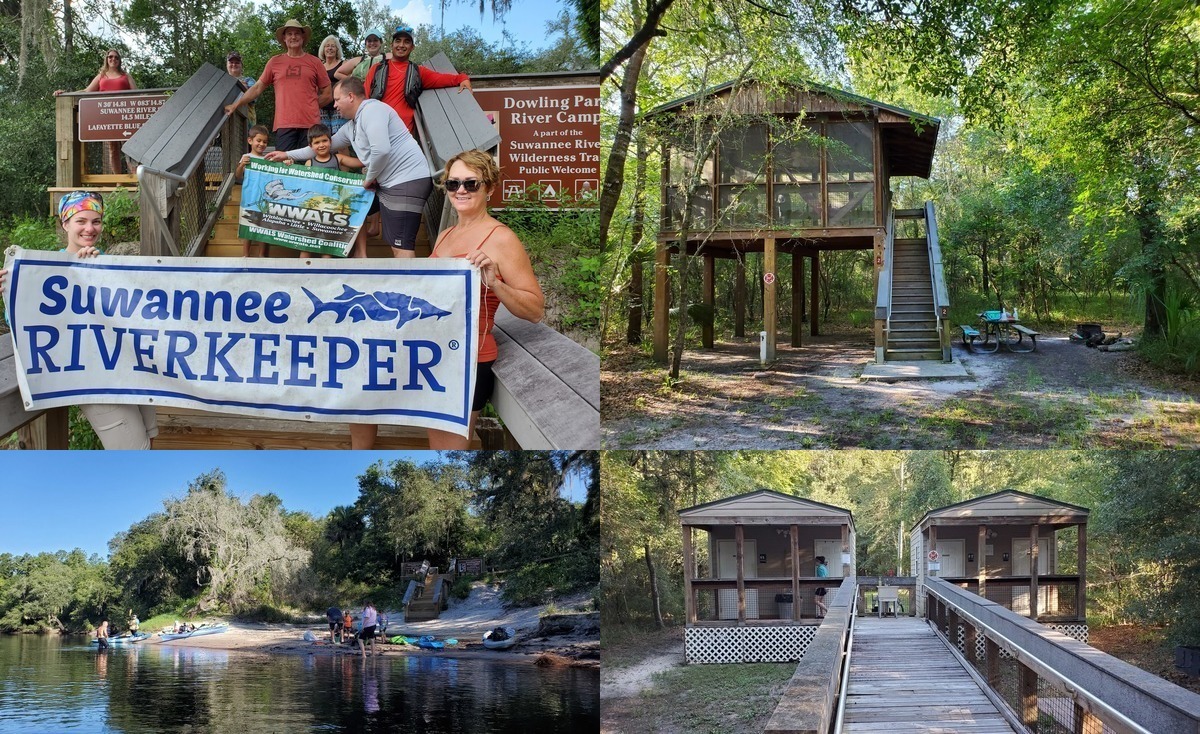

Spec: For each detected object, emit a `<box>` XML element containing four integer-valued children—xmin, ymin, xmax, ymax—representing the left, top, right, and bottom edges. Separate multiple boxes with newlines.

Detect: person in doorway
<box><xmin>814</xmin><ymin>555</ymin><xmax>829</xmax><ymax>618</ymax></box>
<box><xmin>363</xmin><ymin>25</ymin><xmax>471</xmax><ymax>137</ymax></box>
<box><xmin>358</xmin><ymin>601</ymin><xmax>378</xmax><ymax>657</ymax></box>
<box><xmin>96</xmin><ymin>619</ymin><xmax>110</xmax><ymax>650</ymax></box>
<box><xmin>55</xmin><ymin>50</ymin><xmax>138</xmax><ymax>174</ymax></box>
<box><xmin>0</xmin><ymin>192</ymin><xmax>158</xmax><ymax>449</ymax></box>
<box><xmin>224</xmin><ymin>19</ymin><xmax>332</xmax><ymax>153</ymax></box>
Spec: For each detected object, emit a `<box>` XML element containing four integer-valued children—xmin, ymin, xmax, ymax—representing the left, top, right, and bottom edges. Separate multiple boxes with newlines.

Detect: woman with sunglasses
<box><xmin>0</xmin><ymin>192</ymin><xmax>158</xmax><ymax>449</ymax></box>
<box><xmin>55</xmin><ymin>51</ymin><xmax>138</xmax><ymax>174</ymax></box>
<box><xmin>349</xmin><ymin>150</ymin><xmax>544</xmax><ymax>450</ymax></box>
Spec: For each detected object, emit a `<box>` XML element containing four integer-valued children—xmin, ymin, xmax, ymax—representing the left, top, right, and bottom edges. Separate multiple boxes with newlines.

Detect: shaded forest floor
<box><xmin>1089</xmin><ymin>623</ymin><xmax>1200</xmax><ymax>695</ymax></box>
<box><xmin>603</xmin><ymin>326</ymin><xmax>1200</xmax><ymax>449</ymax></box>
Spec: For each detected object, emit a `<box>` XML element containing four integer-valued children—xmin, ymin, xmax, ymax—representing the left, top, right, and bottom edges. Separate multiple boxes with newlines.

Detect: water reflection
<box><xmin>0</xmin><ymin>636</ymin><xmax>598</xmax><ymax>733</ymax></box>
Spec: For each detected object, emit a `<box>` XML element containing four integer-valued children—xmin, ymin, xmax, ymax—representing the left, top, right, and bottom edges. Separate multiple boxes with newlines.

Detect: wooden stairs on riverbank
<box><xmin>405</xmin><ymin>573</ymin><xmax>450</xmax><ymax>622</ymax></box>
<box><xmin>885</xmin><ymin>208</ymin><xmax>942</xmax><ymax>362</ymax></box>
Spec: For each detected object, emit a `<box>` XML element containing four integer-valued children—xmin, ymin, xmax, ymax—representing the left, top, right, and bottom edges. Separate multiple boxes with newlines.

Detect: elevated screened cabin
<box><xmin>910</xmin><ymin>490</ymin><xmax>1090</xmax><ymax>640</ymax></box>
<box><xmin>646</xmin><ymin>80</ymin><xmax>941</xmax><ymax>362</ymax></box>
<box><xmin>679</xmin><ymin>489</ymin><xmax>856</xmax><ymax>663</ymax></box>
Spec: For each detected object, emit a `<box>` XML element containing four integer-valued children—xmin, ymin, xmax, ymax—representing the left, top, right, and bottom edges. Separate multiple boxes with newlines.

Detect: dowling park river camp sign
<box><xmin>239</xmin><ymin>159</ymin><xmax>374</xmax><ymax>257</ymax></box>
<box><xmin>1</xmin><ymin>251</ymin><xmax>480</xmax><ymax>436</ymax></box>
<box><xmin>472</xmin><ymin>84</ymin><xmax>600</xmax><ymax>208</ymax></box>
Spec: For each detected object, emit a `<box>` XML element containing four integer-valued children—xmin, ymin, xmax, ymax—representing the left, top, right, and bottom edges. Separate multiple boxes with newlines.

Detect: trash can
<box><xmin>776</xmin><ymin>593</ymin><xmax>794</xmax><ymax>619</ymax></box>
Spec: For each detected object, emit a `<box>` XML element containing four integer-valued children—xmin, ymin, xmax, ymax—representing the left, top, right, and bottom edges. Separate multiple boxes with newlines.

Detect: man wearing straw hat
<box><xmin>225</xmin><ymin>19</ymin><xmax>332</xmax><ymax>152</ymax></box>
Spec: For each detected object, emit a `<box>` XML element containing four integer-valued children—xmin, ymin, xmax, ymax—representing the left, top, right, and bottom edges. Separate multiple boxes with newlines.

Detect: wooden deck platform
<box><xmin>842</xmin><ymin>617</ymin><xmax>1016</xmax><ymax>733</ymax></box>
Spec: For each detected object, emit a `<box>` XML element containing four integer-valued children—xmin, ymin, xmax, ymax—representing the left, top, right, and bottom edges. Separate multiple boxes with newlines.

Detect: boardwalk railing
<box><xmin>925</xmin><ymin>201</ymin><xmax>951</xmax><ymax>361</ymax></box>
<box><xmin>764</xmin><ymin>579</ymin><xmax>857</xmax><ymax>734</ymax></box>
<box><xmin>925</xmin><ymin>577</ymin><xmax>1200</xmax><ymax>734</ymax></box>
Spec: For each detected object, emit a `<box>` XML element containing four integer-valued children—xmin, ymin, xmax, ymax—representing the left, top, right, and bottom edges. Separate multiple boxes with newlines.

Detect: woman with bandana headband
<box><xmin>0</xmin><ymin>191</ymin><xmax>158</xmax><ymax>449</ymax></box>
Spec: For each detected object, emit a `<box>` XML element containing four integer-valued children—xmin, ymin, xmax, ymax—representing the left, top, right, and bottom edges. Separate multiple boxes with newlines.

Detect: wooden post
<box><xmin>763</xmin><ymin>236</ymin><xmax>777</xmax><ymax>362</ymax></box>
<box><xmin>840</xmin><ymin>524</ymin><xmax>850</xmax><ymax>577</ymax></box>
<box><xmin>948</xmin><ymin>608</ymin><xmax>961</xmax><ymax>651</ymax></box>
<box><xmin>653</xmin><ymin>242</ymin><xmax>670</xmax><ymax>363</ymax></box>
<box><xmin>986</xmin><ymin>637</ymin><xmax>1000</xmax><ymax>689</ymax></box>
<box><xmin>683</xmin><ymin>525</ymin><xmax>696</xmax><ymax>624</ymax></box>
<box><xmin>928</xmin><ymin>525</ymin><xmax>938</xmax><ymax>577</ymax></box>
<box><xmin>809</xmin><ymin>252</ymin><xmax>820</xmax><ymax>336</ymax></box>
<box><xmin>790</xmin><ymin>524</ymin><xmax>800</xmax><ymax>622</ymax></box>
<box><xmin>55</xmin><ymin>95</ymin><xmax>81</xmax><ymax>188</ymax></box>
<box><xmin>1019</xmin><ymin>661</ymin><xmax>1038</xmax><ymax>727</ymax></box>
<box><xmin>1073</xmin><ymin>703</ymin><xmax>1101</xmax><ymax>734</ymax></box>
<box><xmin>872</xmin><ymin>229</ymin><xmax>885</xmax><ymax>298</ymax></box>
<box><xmin>701</xmin><ymin>253</ymin><xmax>714</xmax><ymax>349</ymax></box>
<box><xmin>790</xmin><ymin>253</ymin><xmax>803</xmax><ymax>347</ymax></box>
<box><xmin>735</xmin><ymin>524</ymin><xmax>746</xmax><ymax>625</ymax></box>
<box><xmin>1030</xmin><ymin>523</ymin><xmax>1040</xmax><ymax>620</ymax></box>
<box><xmin>16</xmin><ymin>408</ymin><xmax>70</xmax><ymax>449</ymax></box>
<box><xmin>1077</xmin><ymin>523</ymin><xmax>1087</xmax><ymax>621</ymax></box>
<box><xmin>978</xmin><ymin>524</ymin><xmax>988</xmax><ymax>600</ymax></box>
<box><xmin>734</xmin><ymin>258</ymin><xmax>746</xmax><ymax>337</ymax></box>
<box><xmin>964</xmin><ymin>621</ymin><xmax>978</xmax><ymax>664</ymax></box>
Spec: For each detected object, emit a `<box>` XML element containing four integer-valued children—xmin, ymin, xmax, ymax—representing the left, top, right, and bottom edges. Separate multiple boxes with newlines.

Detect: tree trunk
<box><xmin>1134</xmin><ymin>156</ymin><xmax>1167</xmax><ymax>337</ymax></box>
<box><xmin>598</xmin><ymin>11</ymin><xmax>650</xmax><ymax>251</ymax></box>
<box><xmin>644</xmin><ymin>540</ymin><xmax>664</xmax><ymax>629</ymax></box>
<box><xmin>626</xmin><ymin>134</ymin><xmax>648</xmax><ymax>343</ymax></box>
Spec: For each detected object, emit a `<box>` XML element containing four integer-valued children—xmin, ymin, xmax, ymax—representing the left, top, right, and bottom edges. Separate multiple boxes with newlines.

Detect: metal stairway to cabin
<box><xmin>879</xmin><ymin>204</ymin><xmax>951</xmax><ymax>362</ymax></box>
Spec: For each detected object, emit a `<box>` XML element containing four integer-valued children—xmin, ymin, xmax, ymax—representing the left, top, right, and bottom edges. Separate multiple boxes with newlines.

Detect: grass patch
<box><xmin>621</xmin><ymin>661</ymin><xmax>794</xmax><ymax>733</ymax></box>
<box><xmin>917</xmin><ymin>395</ymin><xmax>1092</xmax><ymax>446</ymax></box>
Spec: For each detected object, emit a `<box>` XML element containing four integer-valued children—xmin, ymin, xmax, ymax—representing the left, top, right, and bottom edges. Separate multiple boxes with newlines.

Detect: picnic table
<box><xmin>959</xmin><ymin>310</ymin><xmax>1039</xmax><ymax>353</ymax></box>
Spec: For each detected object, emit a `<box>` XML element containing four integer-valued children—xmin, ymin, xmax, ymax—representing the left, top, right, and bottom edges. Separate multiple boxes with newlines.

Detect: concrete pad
<box><xmin>860</xmin><ymin>360</ymin><xmax>971</xmax><ymax>380</ymax></box>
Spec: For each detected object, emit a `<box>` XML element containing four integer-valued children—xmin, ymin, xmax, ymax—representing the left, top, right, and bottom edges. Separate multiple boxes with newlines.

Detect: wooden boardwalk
<box><xmin>842</xmin><ymin>617</ymin><xmax>1016</xmax><ymax>733</ymax></box>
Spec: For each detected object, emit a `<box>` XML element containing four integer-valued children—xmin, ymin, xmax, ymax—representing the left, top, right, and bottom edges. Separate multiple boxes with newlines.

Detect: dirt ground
<box><xmin>139</xmin><ymin>585</ymin><xmax>598</xmax><ymax>667</ymax></box>
<box><xmin>1088</xmin><ymin>623</ymin><xmax>1200</xmax><ymax>695</ymax></box>
<box><xmin>603</xmin><ymin>327</ymin><xmax>1200</xmax><ymax>449</ymax></box>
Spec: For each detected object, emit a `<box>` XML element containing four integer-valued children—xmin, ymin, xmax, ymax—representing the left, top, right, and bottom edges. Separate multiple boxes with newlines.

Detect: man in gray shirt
<box><xmin>268</xmin><ymin>76</ymin><xmax>433</xmax><ymax>257</ymax></box>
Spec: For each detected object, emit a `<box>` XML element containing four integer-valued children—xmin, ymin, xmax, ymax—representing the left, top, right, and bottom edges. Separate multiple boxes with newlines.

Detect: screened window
<box><xmin>665</xmin><ymin>145</ymin><xmax>714</xmax><ymax>228</ymax></box>
<box><xmin>825</xmin><ymin>121</ymin><xmax>875</xmax><ymax>226</ymax></box>
<box><xmin>771</xmin><ymin>123</ymin><xmax>821</xmax><ymax>227</ymax></box>
<box><xmin>717</xmin><ymin>124</ymin><xmax>766</xmax><ymax>227</ymax></box>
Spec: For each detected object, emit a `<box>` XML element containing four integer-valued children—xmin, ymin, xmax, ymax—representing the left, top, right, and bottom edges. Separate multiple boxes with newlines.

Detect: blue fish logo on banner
<box><xmin>303</xmin><ymin>285</ymin><xmax>453</xmax><ymax>329</ymax></box>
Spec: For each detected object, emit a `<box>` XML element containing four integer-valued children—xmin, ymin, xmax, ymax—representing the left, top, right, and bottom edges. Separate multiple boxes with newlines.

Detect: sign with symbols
<box><xmin>763</xmin><ymin>272</ymin><xmax>776</xmax><ymax>285</ymax></box>
<box><xmin>77</xmin><ymin>94</ymin><xmax>169</xmax><ymax>142</ymax></box>
<box><xmin>927</xmin><ymin>549</ymin><xmax>940</xmax><ymax>562</ymax></box>
<box><xmin>471</xmin><ymin>84</ymin><xmax>599</xmax><ymax>209</ymax></box>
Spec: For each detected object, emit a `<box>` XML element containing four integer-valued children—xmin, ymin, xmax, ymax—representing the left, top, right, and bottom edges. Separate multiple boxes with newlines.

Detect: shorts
<box><xmin>80</xmin><ymin>403</ymin><xmax>157</xmax><ymax>449</ymax></box>
<box><xmin>329</xmin><ymin>621</ymin><xmax>340</xmax><ymax>631</ymax></box>
<box><xmin>274</xmin><ymin>127</ymin><xmax>309</xmax><ymax>153</ymax></box>
<box><xmin>378</xmin><ymin>177</ymin><xmax>433</xmax><ymax>250</ymax></box>
<box><xmin>360</xmin><ymin>625</ymin><xmax>377</xmax><ymax>640</ymax></box>
<box><xmin>472</xmin><ymin>360</ymin><xmax>495</xmax><ymax>412</ymax></box>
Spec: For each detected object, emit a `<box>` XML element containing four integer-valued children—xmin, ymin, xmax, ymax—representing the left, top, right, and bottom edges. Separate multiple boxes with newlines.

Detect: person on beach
<box><xmin>0</xmin><ymin>192</ymin><xmax>158</xmax><ymax>449</ymax></box>
<box><xmin>363</xmin><ymin>25</ymin><xmax>471</xmax><ymax>137</ymax></box>
<box><xmin>224</xmin><ymin>19</ymin><xmax>332</xmax><ymax>153</ymax></box>
<box><xmin>358</xmin><ymin>601</ymin><xmax>378</xmax><ymax>657</ymax></box>
<box><xmin>342</xmin><ymin>609</ymin><xmax>354</xmax><ymax>642</ymax></box>
<box><xmin>327</xmin><ymin>605</ymin><xmax>343</xmax><ymax>643</ymax></box>
<box><xmin>346</xmin><ymin>149</ymin><xmax>545</xmax><ymax>450</ymax></box>
<box><xmin>128</xmin><ymin>613</ymin><xmax>139</xmax><ymax>636</ymax></box>
<box><xmin>814</xmin><ymin>556</ymin><xmax>829</xmax><ymax>618</ymax></box>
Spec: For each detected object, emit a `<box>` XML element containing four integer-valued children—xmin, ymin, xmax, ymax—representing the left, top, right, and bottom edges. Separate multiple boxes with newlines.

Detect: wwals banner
<box><xmin>2</xmin><ymin>249</ymin><xmax>479</xmax><ymax>436</ymax></box>
<box><xmin>239</xmin><ymin>159</ymin><xmax>375</xmax><ymax>257</ymax></box>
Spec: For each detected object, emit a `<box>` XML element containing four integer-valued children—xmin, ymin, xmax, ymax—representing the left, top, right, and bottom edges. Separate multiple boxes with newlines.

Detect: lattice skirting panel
<box><xmin>685</xmin><ymin>625</ymin><xmax>819</xmax><ymax>664</ymax></box>
<box><xmin>1048</xmin><ymin>623</ymin><xmax>1088</xmax><ymax>644</ymax></box>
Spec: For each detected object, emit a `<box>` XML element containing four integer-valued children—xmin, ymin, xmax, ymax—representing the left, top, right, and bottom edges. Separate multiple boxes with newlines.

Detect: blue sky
<box><xmin>0</xmin><ymin>451</ymin><xmax>585</xmax><ymax>558</ymax></box>
<box><xmin>397</xmin><ymin>0</ymin><xmax>570</xmax><ymax>48</ymax></box>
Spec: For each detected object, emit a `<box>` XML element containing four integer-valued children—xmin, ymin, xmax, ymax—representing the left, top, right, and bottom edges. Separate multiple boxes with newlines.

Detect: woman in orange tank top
<box><xmin>347</xmin><ymin>149</ymin><xmax>544</xmax><ymax>450</ymax></box>
<box><xmin>55</xmin><ymin>50</ymin><xmax>138</xmax><ymax>174</ymax></box>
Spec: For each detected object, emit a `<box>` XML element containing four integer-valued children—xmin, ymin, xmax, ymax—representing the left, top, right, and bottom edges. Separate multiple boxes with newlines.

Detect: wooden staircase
<box><xmin>885</xmin><ymin>212</ymin><xmax>942</xmax><ymax>361</ymax></box>
<box><xmin>405</xmin><ymin>572</ymin><xmax>448</xmax><ymax>622</ymax></box>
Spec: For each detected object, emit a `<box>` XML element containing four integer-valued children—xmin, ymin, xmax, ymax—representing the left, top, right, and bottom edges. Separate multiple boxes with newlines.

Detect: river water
<box><xmin>0</xmin><ymin>635</ymin><xmax>598</xmax><ymax>733</ymax></box>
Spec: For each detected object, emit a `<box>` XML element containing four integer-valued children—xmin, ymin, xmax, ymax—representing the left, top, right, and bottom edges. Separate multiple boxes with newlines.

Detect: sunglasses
<box><xmin>107</xmin><ymin>55</ymin><xmax>120</xmax><ymax>59</ymax></box>
<box><xmin>444</xmin><ymin>178</ymin><xmax>482</xmax><ymax>193</ymax></box>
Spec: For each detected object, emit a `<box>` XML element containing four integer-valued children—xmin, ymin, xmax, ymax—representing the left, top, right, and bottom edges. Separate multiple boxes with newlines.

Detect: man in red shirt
<box><xmin>224</xmin><ymin>19</ymin><xmax>332</xmax><ymax>152</ymax></box>
<box><xmin>363</xmin><ymin>25</ymin><xmax>471</xmax><ymax>138</ymax></box>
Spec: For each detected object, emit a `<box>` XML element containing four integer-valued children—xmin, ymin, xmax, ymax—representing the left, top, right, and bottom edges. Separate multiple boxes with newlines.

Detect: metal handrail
<box><xmin>874</xmin><ymin>208</ymin><xmax>896</xmax><ymax>363</ymax></box>
<box><xmin>925</xmin><ymin>201</ymin><xmax>950</xmax><ymax>358</ymax></box>
<box><xmin>831</xmin><ymin>593</ymin><xmax>857</xmax><ymax>734</ymax></box>
<box><xmin>925</xmin><ymin>580</ymin><xmax>1154</xmax><ymax>734</ymax></box>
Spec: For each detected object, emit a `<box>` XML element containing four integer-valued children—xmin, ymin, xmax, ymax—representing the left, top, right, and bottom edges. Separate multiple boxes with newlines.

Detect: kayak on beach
<box><xmin>482</xmin><ymin>627</ymin><xmax>517</xmax><ymax>650</ymax></box>
<box><xmin>160</xmin><ymin>623</ymin><xmax>229</xmax><ymax>641</ymax></box>
<box><xmin>416</xmin><ymin>635</ymin><xmax>444</xmax><ymax>650</ymax></box>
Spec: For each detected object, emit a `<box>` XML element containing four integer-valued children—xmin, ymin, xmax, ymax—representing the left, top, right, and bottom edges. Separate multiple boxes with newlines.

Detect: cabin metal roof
<box><xmin>680</xmin><ymin>489</ymin><xmax>855</xmax><ymax>529</ymax></box>
<box><xmin>912</xmin><ymin>490</ymin><xmax>1090</xmax><ymax>532</ymax></box>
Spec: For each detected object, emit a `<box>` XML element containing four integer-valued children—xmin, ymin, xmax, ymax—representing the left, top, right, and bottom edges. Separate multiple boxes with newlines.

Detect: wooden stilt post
<box><xmin>809</xmin><ymin>252</ymin><xmax>820</xmax><ymax>336</ymax></box>
<box><xmin>978</xmin><ymin>524</ymin><xmax>988</xmax><ymax>601</ymax></box>
<box><xmin>653</xmin><ymin>242</ymin><xmax>670</xmax><ymax>363</ymax></box>
<box><xmin>702</xmin><ymin>253</ymin><xmax>715</xmax><ymax>349</ymax></box>
<box><xmin>790</xmin><ymin>525</ymin><xmax>800</xmax><ymax>621</ymax></box>
<box><xmin>735</xmin><ymin>524</ymin><xmax>746</xmax><ymax>625</ymax></box>
<box><xmin>1030</xmin><ymin>523</ymin><xmax>1040</xmax><ymax>620</ymax></box>
<box><xmin>791</xmin><ymin>252</ymin><xmax>803</xmax><ymax>347</ymax></box>
<box><xmin>1077</xmin><ymin>523</ymin><xmax>1087</xmax><ymax>621</ymax></box>
<box><xmin>734</xmin><ymin>258</ymin><xmax>746</xmax><ymax>338</ymax></box>
<box><xmin>764</xmin><ymin>236</ymin><xmax>777</xmax><ymax>362</ymax></box>
<box><xmin>1019</xmin><ymin>662</ymin><xmax>1038</xmax><ymax>727</ymax></box>
<box><xmin>683</xmin><ymin>525</ymin><xmax>696</xmax><ymax>624</ymax></box>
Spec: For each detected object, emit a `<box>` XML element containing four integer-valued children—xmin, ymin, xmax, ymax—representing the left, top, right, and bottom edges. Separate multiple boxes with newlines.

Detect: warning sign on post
<box><xmin>78</xmin><ymin>94</ymin><xmax>168</xmax><ymax>142</ymax></box>
<box><xmin>471</xmin><ymin>84</ymin><xmax>599</xmax><ymax>209</ymax></box>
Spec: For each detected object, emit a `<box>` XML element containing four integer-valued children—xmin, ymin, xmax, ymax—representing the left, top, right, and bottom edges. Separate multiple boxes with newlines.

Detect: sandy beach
<box><xmin>141</xmin><ymin>585</ymin><xmax>598</xmax><ymax>667</ymax></box>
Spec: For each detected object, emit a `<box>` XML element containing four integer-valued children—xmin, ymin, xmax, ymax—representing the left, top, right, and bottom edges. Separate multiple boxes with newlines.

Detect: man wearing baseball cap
<box><xmin>224</xmin><ymin>19</ymin><xmax>332</xmax><ymax>152</ymax></box>
<box><xmin>225</xmin><ymin>51</ymin><xmax>257</xmax><ymax>123</ymax></box>
<box><xmin>363</xmin><ymin>24</ymin><xmax>471</xmax><ymax>137</ymax></box>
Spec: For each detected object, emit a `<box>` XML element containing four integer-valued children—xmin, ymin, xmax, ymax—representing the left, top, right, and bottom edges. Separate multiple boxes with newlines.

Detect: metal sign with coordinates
<box><xmin>77</xmin><ymin>94</ymin><xmax>169</xmax><ymax>142</ymax></box>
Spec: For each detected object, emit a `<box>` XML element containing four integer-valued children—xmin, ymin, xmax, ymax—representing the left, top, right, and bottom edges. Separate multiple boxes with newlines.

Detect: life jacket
<box><xmin>370</xmin><ymin>59</ymin><xmax>422</xmax><ymax>110</ymax></box>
